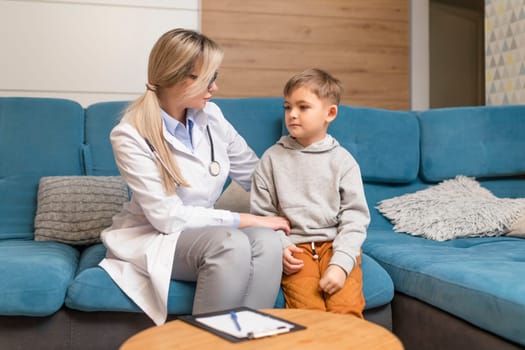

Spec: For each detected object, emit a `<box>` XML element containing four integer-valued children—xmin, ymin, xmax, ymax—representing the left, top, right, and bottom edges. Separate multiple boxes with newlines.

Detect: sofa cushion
<box><xmin>66</xmin><ymin>245</ymin><xmax>393</xmax><ymax>314</ymax></box>
<box><xmin>215</xmin><ymin>181</ymin><xmax>249</xmax><ymax>212</ymax></box>
<box><xmin>215</xmin><ymin>100</ymin><xmax>421</xmax><ymax>184</ymax></box>
<box><xmin>84</xmin><ymin>101</ymin><xmax>128</xmax><ymax>176</ymax></box>
<box><xmin>0</xmin><ymin>240</ymin><xmax>79</xmax><ymax>316</ymax></box>
<box><xmin>66</xmin><ymin>244</ymin><xmax>199</xmax><ymax>314</ymax></box>
<box><xmin>376</xmin><ymin>176</ymin><xmax>525</xmax><ymax>241</ymax></box>
<box><xmin>84</xmin><ymin>98</ymin><xmax>285</xmax><ymax>176</ymax></box>
<box><xmin>0</xmin><ymin>97</ymin><xmax>84</xmax><ymax>240</ymax></box>
<box><xmin>364</xmin><ymin>181</ymin><xmax>429</xmax><ymax>231</ymax></box>
<box><xmin>330</xmin><ymin>106</ymin><xmax>420</xmax><ymax>184</ymax></box>
<box><xmin>419</xmin><ymin>105</ymin><xmax>525</xmax><ymax>182</ymax></box>
<box><xmin>508</xmin><ymin>213</ymin><xmax>525</xmax><ymax>238</ymax></box>
<box><xmin>215</xmin><ymin>183</ymin><xmax>394</xmax><ymax>308</ymax></box>
<box><xmin>34</xmin><ymin>176</ymin><xmax>129</xmax><ymax>245</ymax></box>
<box><xmin>360</xmin><ymin>254</ymin><xmax>394</xmax><ymax>309</ymax></box>
<box><xmin>213</xmin><ymin>98</ymin><xmax>284</xmax><ymax>157</ymax></box>
<box><xmin>364</xmin><ymin>229</ymin><xmax>525</xmax><ymax>346</ymax></box>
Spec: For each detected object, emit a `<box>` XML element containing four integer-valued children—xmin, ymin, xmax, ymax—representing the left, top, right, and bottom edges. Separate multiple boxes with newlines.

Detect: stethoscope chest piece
<box><xmin>209</xmin><ymin>161</ymin><xmax>221</xmax><ymax>177</ymax></box>
<box><xmin>146</xmin><ymin>124</ymin><xmax>222</xmax><ymax>179</ymax></box>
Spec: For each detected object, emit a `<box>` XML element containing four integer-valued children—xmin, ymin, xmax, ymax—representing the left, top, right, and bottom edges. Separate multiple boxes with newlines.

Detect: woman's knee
<box><xmin>242</xmin><ymin>227</ymin><xmax>282</xmax><ymax>255</ymax></box>
<box><xmin>205</xmin><ymin>227</ymin><xmax>251</xmax><ymax>264</ymax></box>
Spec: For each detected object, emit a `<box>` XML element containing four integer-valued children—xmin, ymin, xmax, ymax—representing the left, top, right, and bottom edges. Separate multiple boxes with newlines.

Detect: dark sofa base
<box><xmin>0</xmin><ymin>309</ymin><xmax>177</xmax><ymax>350</ymax></box>
<box><xmin>0</xmin><ymin>305</ymin><xmax>391</xmax><ymax>350</ymax></box>
<box><xmin>392</xmin><ymin>292</ymin><xmax>524</xmax><ymax>350</ymax></box>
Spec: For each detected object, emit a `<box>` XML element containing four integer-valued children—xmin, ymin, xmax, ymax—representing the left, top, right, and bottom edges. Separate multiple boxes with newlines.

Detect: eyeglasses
<box><xmin>189</xmin><ymin>71</ymin><xmax>218</xmax><ymax>90</ymax></box>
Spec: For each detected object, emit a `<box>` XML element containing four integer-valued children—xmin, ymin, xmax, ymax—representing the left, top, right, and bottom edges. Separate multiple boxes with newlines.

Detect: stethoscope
<box><xmin>144</xmin><ymin>125</ymin><xmax>221</xmax><ymax>182</ymax></box>
<box><xmin>205</xmin><ymin>125</ymin><xmax>221</xmax><ymax>176</ymax></box>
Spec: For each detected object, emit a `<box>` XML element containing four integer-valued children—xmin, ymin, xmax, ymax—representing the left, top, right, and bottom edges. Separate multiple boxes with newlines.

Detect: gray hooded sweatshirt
<box><xmin>250</xmin><ymin>134</ymin><xmax>370</xmax><ymax>274</ymax></box>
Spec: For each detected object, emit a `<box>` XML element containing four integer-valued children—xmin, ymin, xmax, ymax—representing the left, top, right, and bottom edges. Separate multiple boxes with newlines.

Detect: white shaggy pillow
<box><xmin>376</xmin><ymin>176</ymin><xmax>525</xmax><ymax>241</ymax></box>
<box><xmin>34</xmin><ymin>176</ymin><xmax>129</xmax><ymax>245</ymax></box>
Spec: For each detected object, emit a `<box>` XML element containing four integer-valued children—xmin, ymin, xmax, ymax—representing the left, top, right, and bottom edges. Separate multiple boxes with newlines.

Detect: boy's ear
<box><xmin>326</xmin><ymin>105</ymin><xmax>338</xmax><ymax>123</ymax></box>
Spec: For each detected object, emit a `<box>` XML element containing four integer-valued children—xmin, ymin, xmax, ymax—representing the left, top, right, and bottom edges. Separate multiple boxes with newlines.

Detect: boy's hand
<box><xmin>319</xmin><ymin>265</ymin><xmax>346</xmax><ymax>295</ymax></box>
<box><xmin>283</xmin><ymin>245</ymin><xmax>304</xmax><ymax>275</ymax></box>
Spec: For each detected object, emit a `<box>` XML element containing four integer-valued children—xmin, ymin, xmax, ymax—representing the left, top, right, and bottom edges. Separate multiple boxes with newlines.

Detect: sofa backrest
<box><xmin>0</xmin><ymin>97</ymin><xmax>84</xmax><ymax>240</ymax></box>
<box><xmin>327</xmin><ymin>105</ymin><xmax>421</xmax><ymax>230</ymax></box>
<box><xmin>213</xmin><ymin>97</ymin><xmax>284</xmax><ymax>157</ymax></box>
<box><xmin>83</xmin><ymin>101</ymin><xmax>128</xmax><ymax>176</ymax></box>
<box><xmin>419</xmin><ymin>105</ymin><xmax>525</xmax><ymax>182</ymax></box>
<box><xmin>212</xmin><ymin>99</ymin><xmax>422</xmax><ymax>229</ymax></box>
<box><xmin>6</xmin><ymin>97</ymin><xmax>522</xmax><ymax>239</ymax></box>
<box><xmin>331</xmin><ymin>105</ymin><xmax>420</xmax><ymax>184</ymax></box>
<box><xmin>366</xmin><ymin>104</ymin><xmax>525</xmax><ymax>230</ymax></box>
<box><xmin>83</xmin><ymin>98</ymin><xmax>285</xmax><ymax>178</ymax></box>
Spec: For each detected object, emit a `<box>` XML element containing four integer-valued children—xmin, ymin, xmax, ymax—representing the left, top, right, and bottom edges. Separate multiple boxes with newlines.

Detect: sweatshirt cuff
<box><xmin>330</xmin><ymin>251</ymin><xmax>356</xmax><ymax>276</ymax></box>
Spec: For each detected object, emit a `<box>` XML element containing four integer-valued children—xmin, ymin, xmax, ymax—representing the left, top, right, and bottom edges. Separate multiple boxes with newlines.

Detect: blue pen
<box><xmin>230</xmin><ymin>311</ymin><xmax>241</xmax><ymax>331</ymax></box>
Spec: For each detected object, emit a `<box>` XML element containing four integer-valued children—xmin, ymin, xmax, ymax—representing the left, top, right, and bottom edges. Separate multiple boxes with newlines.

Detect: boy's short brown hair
<box><xmin>283</xmin><ymin>68</ymin><xmax>343</xmax><ymax>105</ymax></box>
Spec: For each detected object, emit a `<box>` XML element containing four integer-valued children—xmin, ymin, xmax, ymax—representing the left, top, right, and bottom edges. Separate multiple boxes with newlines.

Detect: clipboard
<box><xmin>178</xmin><ymin>307</ymin><xmax>306</xmax><ymax>343</ymax></box>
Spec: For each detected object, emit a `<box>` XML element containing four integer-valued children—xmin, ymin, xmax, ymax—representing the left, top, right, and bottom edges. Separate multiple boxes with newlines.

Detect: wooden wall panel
<box><xmin>202</xmin><ymin>0</ymin><xmax>410</xmax><ymax>109</ymax></box>
<box><xmin>203</xmin><ymin>0</ymin><xmax>408</xmax><ymax>20</ymax></box>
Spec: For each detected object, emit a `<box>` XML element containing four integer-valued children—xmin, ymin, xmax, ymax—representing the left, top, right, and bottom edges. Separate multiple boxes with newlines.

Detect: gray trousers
<box><xmin>171</xmin><ymin>226</ymin><xmax>282</xmax><ymax>314</ymax></box>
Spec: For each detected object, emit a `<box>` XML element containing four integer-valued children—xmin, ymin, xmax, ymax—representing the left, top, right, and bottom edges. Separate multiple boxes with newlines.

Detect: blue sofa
<box><xmin>1</xmin><ymin>97</ymin><xmax>524</xmax><ymax>350</ymax></box>
<box><xmin>0</xmin><ymin>97</ymin><xmax>393</xmax><ymax>350</ymax></box>
<box><xmin>3</xmin><ymin>96</ymin><xmax>525</xmax><ymax>350</ymax></box>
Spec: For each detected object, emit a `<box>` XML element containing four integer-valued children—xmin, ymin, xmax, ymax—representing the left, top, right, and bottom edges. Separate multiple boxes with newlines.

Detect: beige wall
<box><xmin>202</xmin><ymin>0</ymin><xmax>410</xmax><ymax>110</ymax></box>
<box><xmin>430</xmin><ymin>2</ymin><xmax>484</xmax><ymax>108</ymax></box>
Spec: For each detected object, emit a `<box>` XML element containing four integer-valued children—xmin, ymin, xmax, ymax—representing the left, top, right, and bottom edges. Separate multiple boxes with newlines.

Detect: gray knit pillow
<box><xmin>376</xmin><ymin>176</ymin><xmax>525</xmax><ymax>241</ymax></box>
<box><xmin>34</xmin><ymin>176</ymin><xmax>129</xmax><ymax>245</ymax></box>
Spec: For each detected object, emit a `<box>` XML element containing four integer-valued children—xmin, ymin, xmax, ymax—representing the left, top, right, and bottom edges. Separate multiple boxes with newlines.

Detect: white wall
<box><xmin>410</xmin><ymin>0</ymin><xmax>430</xmax><ymax>110</ymax></box>
<box><xmin>0</xmin><ymin>0</ymin><xmax>200</xmax><ymax>106</ymax></box>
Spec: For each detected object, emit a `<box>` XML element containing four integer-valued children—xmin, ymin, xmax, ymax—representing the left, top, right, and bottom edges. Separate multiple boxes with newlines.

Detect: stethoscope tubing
<box><xmin>144</xmin><ymin>123</ymin><xmax>221</xmax><ymax>183</ymax></box>
<box><xmin>206</xmin><ymin>125</ymin><xmax>215</xmax><ymax>165</ymax></box>
<box><xmin>206</xmin><ymin>125</ymin><xmax>221</xmax><ymax>176</ymax></box>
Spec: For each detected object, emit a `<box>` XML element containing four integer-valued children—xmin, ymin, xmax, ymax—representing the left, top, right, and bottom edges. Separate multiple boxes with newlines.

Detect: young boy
<box><xmin>250</xmin><ymin>68</ymin><xmax>370</xmax><ymax>317</ymax></box>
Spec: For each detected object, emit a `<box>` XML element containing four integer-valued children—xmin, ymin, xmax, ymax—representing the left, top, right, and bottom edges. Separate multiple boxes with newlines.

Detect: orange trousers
<box><xmin>281</xmin><ymin>241</ymin><xmax>365</xmax><ymax>318</ymax></box>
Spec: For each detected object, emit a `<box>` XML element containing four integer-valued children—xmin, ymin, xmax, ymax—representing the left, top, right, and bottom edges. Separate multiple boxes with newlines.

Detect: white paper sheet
<box><xmin>195</xmin><ymin>310</ymin><xmax>295</xmax><ymax>338</ymax></box>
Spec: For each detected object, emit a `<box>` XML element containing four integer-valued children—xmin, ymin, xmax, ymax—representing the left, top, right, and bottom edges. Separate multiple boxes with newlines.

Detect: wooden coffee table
<box><xmin>120</xmin><ymin>308</ymin><xmax>404</xmax><ymax>349</ymax></box>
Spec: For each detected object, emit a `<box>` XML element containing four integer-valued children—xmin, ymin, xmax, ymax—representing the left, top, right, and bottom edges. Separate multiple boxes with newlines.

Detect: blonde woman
<box><xmin>99</xmin><ymin>28</ymin><xmax>290</xmax><ymax>326</ymax></box>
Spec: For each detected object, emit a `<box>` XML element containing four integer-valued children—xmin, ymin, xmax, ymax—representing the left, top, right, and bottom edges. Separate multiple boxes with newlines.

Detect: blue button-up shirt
<box><xmin>161</xmin><ymin>109</ymin><xmax>194</xmax><ymax>151</ymax></box>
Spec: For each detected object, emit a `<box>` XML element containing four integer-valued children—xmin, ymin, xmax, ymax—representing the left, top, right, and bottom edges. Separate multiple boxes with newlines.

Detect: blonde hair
<box><xmin>124</xmin><ymin>28</ymin><xmax>223</xmax><ymax>194</ymax></box>
<box><xmin>283</xmin><ymin>68</ymin><xmax>343</xmax><ymax>105</ymax></box>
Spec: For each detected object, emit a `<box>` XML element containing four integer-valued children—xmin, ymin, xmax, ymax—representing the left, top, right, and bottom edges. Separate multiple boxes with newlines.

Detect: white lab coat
<box><xmin>99</xmin><ymin>102</ymin><xmax>258</xmax><ymax>325</ymax></box>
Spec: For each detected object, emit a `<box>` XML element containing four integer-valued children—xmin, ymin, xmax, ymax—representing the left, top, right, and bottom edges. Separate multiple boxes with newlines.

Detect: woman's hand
<box><xmin>239</xmin><ymin>213</ymin><xmax>290</xmax><ymax>235</ymax></box>
<box><xmin>283</xmin><ymin>244</ymin><xmax>304</xmax><ymax>275</ymax></box>
<box><xmin>319</xmin><ymin>264</ymin><xmax>346</xmax><ymax>295</ymax></box>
